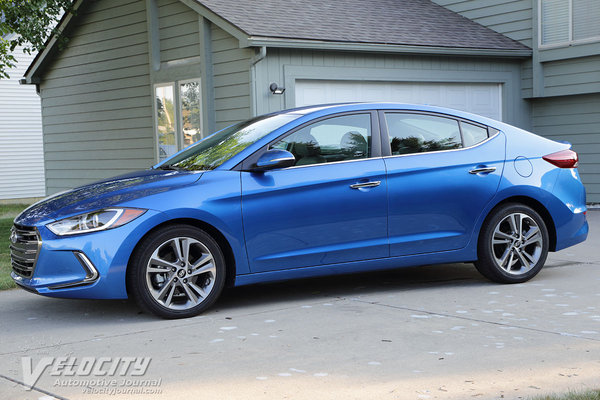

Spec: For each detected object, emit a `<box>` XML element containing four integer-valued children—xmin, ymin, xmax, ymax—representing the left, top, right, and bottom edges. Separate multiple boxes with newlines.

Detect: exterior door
<box><xmin>382</xmin><ymin>112</ymin><xmax>505</xmax><ymax>256</ymax></box>
<box><xmin>241</xmin><ymin>113</ymin><xmax>388</xmax><ymax>272</ymax></box>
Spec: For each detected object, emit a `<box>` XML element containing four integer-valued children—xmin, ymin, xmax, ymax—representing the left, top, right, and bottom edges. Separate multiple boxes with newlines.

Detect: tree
<box><xmin>0</xmin><ymin>0</ymin><xmax>74</xmax><ymax>79</ymax></box>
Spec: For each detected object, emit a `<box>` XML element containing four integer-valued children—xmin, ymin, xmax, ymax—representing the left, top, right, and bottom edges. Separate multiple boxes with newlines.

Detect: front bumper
<box><xmin>11</xmin><ymin>209</ymin><xmax>168</xmax><ymax>299</ymax></box>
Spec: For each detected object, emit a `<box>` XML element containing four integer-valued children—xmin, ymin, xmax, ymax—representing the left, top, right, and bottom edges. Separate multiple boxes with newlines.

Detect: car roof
<box><xmin>277</xmin><ymin>102</ymin><xmax>504</xmax><ymax>129</ymax></box>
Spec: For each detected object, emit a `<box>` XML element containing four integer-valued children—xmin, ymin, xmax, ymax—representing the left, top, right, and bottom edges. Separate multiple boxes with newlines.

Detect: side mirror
<box><xmin>253</xmin><ymin>149</ymin><xmax>296</xmax><ymax>171</ymax></box>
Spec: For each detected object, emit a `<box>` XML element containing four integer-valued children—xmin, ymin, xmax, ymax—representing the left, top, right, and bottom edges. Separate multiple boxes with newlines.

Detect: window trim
<box><xmin>538</xmin><ymin>0</ymin><xmax>600</xmax><ymax>49</ymax></box>
<box><xmin>378</xmin><ymin>110</ymin><xmax>498</xmax><ymax>159</ymax></box>
<box><xmin>238</xmin><ymin>111</ymin><xmax>382</xmax><ymax>171</ymax></box>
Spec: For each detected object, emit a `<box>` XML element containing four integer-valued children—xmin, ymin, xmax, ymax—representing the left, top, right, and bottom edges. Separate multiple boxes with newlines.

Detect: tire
<box><xmin>475</xmin><ymin>203</ymin><xmax>549</xmax><ymax>284</ymax></box>
<box><xmin>127</xmin><ymin>225</ymin><xmax>226</xmax><ymax>319</ymax></box>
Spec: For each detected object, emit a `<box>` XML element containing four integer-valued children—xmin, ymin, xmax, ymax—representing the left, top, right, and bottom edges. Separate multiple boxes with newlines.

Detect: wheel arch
<box><xmin>482</xmin><ymin>196</ymin><xmax>557</xmax><ymax>252</ymax></box>
<box><xmin>125</xmin><ymin>218</ymin><xmax>237</xmax><ymax>296</ymax></box>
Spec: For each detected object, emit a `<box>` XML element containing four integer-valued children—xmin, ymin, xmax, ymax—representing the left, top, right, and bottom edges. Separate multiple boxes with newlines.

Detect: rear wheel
<box><xmin>475</xmin><ymin>203</ymin><xmax>549</xmax><ymax>283</ymax></box>
<box><xmin>128</xmin><ymin>225</ymin><xmax>225</xmax><ymax>319</ymax></box>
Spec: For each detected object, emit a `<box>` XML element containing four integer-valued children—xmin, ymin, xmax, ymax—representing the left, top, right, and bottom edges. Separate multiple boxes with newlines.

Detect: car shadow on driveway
<box><xmin>216</xmin><ymin>262</ymin><xmax>487</xmax><ymax>310</ymax></box>
<box><xmin>5</xmin><ymin>263</ymin><xmax>493</xmax><ymax>323</ymax></box>
<box><xmin>7</xmin><ymin>257</ymin><xmax>582</xmax><ymax>323</ymax></box>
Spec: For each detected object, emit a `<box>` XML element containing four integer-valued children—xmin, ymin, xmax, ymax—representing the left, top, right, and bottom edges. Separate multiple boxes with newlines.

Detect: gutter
<box><xmin>242</xmin><ymin>37</ymin><xmax>532</xmax><ymax>58</ymax></box>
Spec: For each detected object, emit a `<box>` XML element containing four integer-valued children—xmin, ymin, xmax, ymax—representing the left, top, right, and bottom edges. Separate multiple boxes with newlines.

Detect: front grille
<box><xmin>10</xmin><ymin>224</ymin><xmax>41</xmax><ymax>278</ymax></box>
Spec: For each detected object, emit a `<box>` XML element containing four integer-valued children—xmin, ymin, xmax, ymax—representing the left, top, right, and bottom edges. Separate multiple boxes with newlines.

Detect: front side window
<box><xmin>541</xmin><ymin>0</ymin><xmax>600</xmax><ymax>46</ymax></box>
<box><xmin>271</xmin><ymin>114</ymin><xmax>371</xmax><ymax>166</ymax></box>
<box><xmin>386</xmin><ymin>113</ymin><xmax>461</xmax><ymax>155</ymax></box>
<box><xmin>155</xmin><ymin>79</ymin><xmax>203</xmax><ymax>161</ymax></box>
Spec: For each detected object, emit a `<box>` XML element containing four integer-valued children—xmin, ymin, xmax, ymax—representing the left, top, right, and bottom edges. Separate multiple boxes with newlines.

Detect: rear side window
<box><xmin>385</xmin><ymin>113</ymin><xmax>461</xmax><ymax>155</ymax></box>
<box><xmin>461</xmin><ymin>122</ymin><xmax>489</xmax><ymax>147</ymax></box>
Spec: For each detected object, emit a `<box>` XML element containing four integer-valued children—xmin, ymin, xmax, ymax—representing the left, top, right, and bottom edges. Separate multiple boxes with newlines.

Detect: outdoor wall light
<box><xmin>269</xmin><ymin>82</ymin><xmax>285</xmax><ymax>95</ymax></box>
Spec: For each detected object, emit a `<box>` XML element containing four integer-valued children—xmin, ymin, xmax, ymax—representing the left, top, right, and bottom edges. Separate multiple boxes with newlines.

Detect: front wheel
<box><xmin>475</xmin><ymin>203</ymin><xmax>549</xmax><ymax>283</ymax></box>
<box><xmin>128</xmin><ymin>225</ymin><xmax>226</xmax><ymax>319</ymax></box>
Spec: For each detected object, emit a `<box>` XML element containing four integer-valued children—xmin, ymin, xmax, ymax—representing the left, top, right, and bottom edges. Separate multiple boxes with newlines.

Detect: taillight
<box><xmin>543</xmin><ymin>149</ymin><xmax>578</xmax><ymax>168</ymax></box>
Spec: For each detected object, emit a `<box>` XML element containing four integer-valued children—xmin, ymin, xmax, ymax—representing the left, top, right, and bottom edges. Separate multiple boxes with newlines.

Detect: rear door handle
<box><xmin>350</xmin><ymin>181</ymin><xmax>381</xmax><ymax>189</ymax></box>
<box><xmin>469</xmin><ymin>167</ymin><xmax>496</xmax><ymax>174</ymax></box>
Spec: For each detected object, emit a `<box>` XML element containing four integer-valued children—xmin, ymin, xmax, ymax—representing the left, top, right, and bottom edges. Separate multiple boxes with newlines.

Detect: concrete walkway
<box><xmin>1</xmin><ymin>211</ymin><xmax>598</xmax><ymax>400</ymax></box>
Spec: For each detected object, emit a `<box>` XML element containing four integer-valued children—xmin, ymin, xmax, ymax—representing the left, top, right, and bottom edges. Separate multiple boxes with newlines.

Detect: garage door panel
<box><xmin>295</xmin><ymin>80</ymin><xmax>502</xmax><ymax>121</ymax></box>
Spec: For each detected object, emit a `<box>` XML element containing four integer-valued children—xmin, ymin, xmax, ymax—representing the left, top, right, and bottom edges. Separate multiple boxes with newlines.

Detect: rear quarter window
<box><xmin>461</xmin><ymin>122</ymin><xmax>489</xmax><ymax>147</ymax></box>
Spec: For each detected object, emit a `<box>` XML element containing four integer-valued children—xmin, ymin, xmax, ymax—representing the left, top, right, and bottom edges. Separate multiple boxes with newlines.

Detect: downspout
<box><xmin>250</xmin><ymin>46</ymin><xmax>267</xmax><ymax>117</ymax></box>
<box><xmin>251</xmin><ymin>46</ymin><xmax>267</xmax><ymax>66</ymax></box>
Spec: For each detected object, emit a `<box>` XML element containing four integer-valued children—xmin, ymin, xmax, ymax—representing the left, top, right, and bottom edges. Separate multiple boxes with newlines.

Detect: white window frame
<box><xmin>153</xmin><ymin>78</ymin><xmax>202</xmax><ymax>162</ymax></box>
<box><xmin>539</xmin><ymin>0</ymin><xmax>600</xmax><ymax>49</ymax></box>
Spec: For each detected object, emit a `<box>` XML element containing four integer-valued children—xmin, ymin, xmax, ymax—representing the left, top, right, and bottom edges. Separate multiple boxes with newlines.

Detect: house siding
<box><xmin>158</xmin><ymin>0</ymin><xmax>200</xmax><ymax>63</ymax></box>
<box><xmin>521</xmin><ymin>59</ymin><xmax>533</xmax><ymax>98</ymax></box>
<box><xmin>254</xmin><ymin>48</ymin><xmax>530</xmax><ymax>129</ymax></box>
<box><xmin>0</xmin><ymin>45</ymin><xmax>45</xmax><ymax>201</ymax></box>
<box><xmin>39</xmin><ymin>0</ymin><xmax>154</xmax><ymax>194</ymax></box>
<box><xmin>541</xmin><ymin>55</ymin><xmax>600</xmax><ymax>98</ymax></box>
<box><xmin>210</xmin><ymin>25</ymin><xmax>253</xmax><ymax>130</ymax></box>
<box><xmin>532</xmin><ymin>93</ymin><xmax>600</xmax><ymax>203</ymax></box>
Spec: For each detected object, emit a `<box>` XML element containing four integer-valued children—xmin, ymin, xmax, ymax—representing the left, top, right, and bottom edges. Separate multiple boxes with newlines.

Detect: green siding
<box><xmin>157</xmin><ymin>0</ymin><xmax>200</xmax><ymax>63</ymax></box>
<box><xmin>541</xmin><ymin>55</ymin><xmax>600</xmax><ymax>97</ymax></box>
<box><xmin>254</xmin><ymin>48</ymin><xmax>530</xmax><ymax>129</ymax></box>
<box><xmin>210</xmin><ymin>25</ymin><xmax>252</xmax><ymax>130</ymax></box>
<box><xmin>532</xmin><ymin>93</ymin><xmax>600</xmax><ymax>202</ymax></box>
<box><xmin>432</xmin><ymin>0</ymin><xmax>533</xmax><ymax>47</ymax></box>
<box><xmin>521</xmin><ymin>59</ymin><xmax>533</xmax><ymax>97</ymax></box>
<box><xmin>39</xmin><ymin>0</ymin><xmax>153</xmax><ymax>194</ymax></box>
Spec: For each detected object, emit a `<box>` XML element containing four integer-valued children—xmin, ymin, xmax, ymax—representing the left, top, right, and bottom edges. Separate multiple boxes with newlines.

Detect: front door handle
<box><xmin>469</xmin><ymin>167</ymin><xmax>496</xmax><ymax>174</ymax></box>
<box><xmin>350</xmin><ymin>181</ymin><xmax>381</xmax><ymax>189</ymax></box>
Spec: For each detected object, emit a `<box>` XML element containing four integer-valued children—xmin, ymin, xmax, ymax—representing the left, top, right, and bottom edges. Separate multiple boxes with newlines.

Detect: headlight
<box><xmin>47</xmin><ymin>208</ymin><xmax>146</xmax><ymax>236</ymax></box>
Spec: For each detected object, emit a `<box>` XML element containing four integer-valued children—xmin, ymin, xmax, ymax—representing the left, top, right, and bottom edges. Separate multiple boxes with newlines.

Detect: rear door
<box><xmin>381</xmin><ymin>111</ymin><xmax>505</xmax><ymax>256</ymax></box>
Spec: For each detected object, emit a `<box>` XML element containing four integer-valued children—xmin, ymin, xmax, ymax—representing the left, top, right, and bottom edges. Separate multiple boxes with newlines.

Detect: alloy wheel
<box><xmin>491</xmin><ymin>212</ymin><xmax>544</xmax><ymax>275</ymax></box>
<box><xmin>145</xmin><ymin>237</ymin><xmax>216</xmax><ymax>310</ymax></box>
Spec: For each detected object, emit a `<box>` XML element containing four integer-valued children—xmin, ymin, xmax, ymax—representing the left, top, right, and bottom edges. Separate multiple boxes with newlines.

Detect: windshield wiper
<box><xmin>156</xmin><ymin>164</ymin><xmax>186</xmax><ymax>171</ymax></box>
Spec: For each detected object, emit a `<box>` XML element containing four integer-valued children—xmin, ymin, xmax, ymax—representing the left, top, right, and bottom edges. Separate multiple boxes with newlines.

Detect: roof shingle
<box><xmin>196</xmin><ymin>0</ymin><xmax>529</xmax><ymax>51</ymax></box>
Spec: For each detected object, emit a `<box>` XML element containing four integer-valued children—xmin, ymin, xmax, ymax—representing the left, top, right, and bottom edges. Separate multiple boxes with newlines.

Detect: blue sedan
<box><xmin>11</xmin><ymin>103</ymin><xmax>588</xmax><ymax>318</ymax></box>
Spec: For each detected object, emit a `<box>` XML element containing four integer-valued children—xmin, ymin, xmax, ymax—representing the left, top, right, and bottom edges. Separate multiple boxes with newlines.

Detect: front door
<box><xmin>241</xmin><ymin>113</ymin><xmax>388</xmax><ymax>272</ymax></box>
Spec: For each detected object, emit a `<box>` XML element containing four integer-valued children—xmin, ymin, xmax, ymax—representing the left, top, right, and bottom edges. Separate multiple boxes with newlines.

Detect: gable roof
<box><xmin>194</xmin><ymin>0</ymin><xmax>530</xmax><ymax>52</ymax></box>
<box><xmin>24</xmin><ymin>0</ymin><xmax>530</xmax><ymax>83</ymax></box>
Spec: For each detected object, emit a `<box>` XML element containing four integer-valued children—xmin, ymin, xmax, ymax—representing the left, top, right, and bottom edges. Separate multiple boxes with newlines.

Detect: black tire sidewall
<box><xmin>128</xmin><ymin>225</ymin><xmax>226</xmax><ymax>319</ymax></box>
<box><xmin>477</xmin><ymin>204</ymin><xmax>549</xmax><ymax>283</ymax></box>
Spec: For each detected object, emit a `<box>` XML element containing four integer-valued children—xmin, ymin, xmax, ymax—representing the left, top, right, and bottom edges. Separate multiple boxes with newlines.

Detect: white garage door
<box><xmin>295</xmin><ymin>80</ymin><xmax>502</xmax><ymax>121</ymax></box>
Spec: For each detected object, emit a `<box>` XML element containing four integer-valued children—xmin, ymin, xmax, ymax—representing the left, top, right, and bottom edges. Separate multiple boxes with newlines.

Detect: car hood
<box><xmin>15</xmin><ymin>169</ymin><xmax>204</xmax><ymax>226</ymax></box>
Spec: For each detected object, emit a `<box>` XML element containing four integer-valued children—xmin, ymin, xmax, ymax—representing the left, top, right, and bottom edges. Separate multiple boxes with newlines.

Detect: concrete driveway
<box><xmin>1</xmin><ymin>212</ymin><xmax>599</xmax><ymax>400</ymax></box>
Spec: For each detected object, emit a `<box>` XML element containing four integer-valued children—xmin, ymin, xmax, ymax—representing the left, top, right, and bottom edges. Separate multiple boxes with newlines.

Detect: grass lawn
<box><xmin>530</xmin><ymin>390</ymin><xmax>600</xmax><ymax>399</ymax></box>
<box><xmin>0</xmin><ymin>204</ymin><xmax>29</xmax><ymax>290</ymax></box>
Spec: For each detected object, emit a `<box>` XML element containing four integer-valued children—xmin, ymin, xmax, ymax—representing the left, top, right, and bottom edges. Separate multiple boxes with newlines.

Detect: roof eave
<box><xmin>22</xmin><ymin>0</ymin><xmax>85</xmax><ymax>85</ymax></box>
<box><xmin>179</xmin><ymin>0</ymin><xmax>250</xmax><ymax>43</ymax></box>
<box><xmin>243</xmin><ymin>37</ymin><xmax>532</xmax><ymax>58</ymax></box>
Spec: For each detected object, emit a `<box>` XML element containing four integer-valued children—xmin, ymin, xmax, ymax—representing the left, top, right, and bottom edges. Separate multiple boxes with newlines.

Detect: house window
<box><xmin>540</xmin><ymin>0</ymin><xmax>600</xmax><ymax>46</ymax></box>
<box><xmin>155</xmin><ymin>79</ymin><xmax>202</xmax><ymax>161</ymax></box>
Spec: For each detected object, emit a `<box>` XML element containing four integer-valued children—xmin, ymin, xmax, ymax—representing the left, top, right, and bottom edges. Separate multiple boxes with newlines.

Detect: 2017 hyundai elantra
<box><xmin>11</xmin><ymin>103</ymin><xmax>588</xmax><ymax>318</ymax></box>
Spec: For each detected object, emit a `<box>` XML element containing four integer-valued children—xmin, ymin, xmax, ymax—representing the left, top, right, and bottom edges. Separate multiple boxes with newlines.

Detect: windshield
<box><xmin>158</xmin><ymin>113</ymin><xmax>301</xmax><ymax>171</ymax></box>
